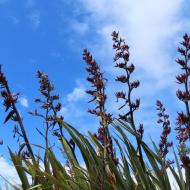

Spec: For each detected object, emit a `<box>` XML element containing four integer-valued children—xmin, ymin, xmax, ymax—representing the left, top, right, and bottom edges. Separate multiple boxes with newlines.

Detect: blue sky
<box><xmin>0</xmin><ymin>0</ymin><xmax>190</xmax><ymax>186</ymax></box>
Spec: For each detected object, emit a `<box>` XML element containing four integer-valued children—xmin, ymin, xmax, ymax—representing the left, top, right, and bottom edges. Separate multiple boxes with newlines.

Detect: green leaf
<box><xmin>9</xmin><ymin>148</ymin><xmax>30</xmax><ymax>189</ymax></box>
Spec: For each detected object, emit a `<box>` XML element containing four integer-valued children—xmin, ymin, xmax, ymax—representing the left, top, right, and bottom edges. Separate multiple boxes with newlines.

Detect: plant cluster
<box><xmin>0</xmin><ymin>32</ymin><xmax>190</xmax><ymax>190</ymax></box>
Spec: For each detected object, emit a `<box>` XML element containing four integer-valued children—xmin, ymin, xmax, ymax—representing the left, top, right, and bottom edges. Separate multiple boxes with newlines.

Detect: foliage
<box><xmin>0</xmin><ymin>32</ymin><xmax>190</xmax><ymax>190</ymax></box>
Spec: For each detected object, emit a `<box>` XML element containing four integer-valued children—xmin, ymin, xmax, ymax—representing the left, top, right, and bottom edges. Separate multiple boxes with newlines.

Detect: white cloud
<box><xmin>77</xmin><ymin>0</ymin><xmax>189</xmax><ymax>87</ymax></box>
<box><xmin>67</xmin><ymin>82</ymin><xmax>86</xmax><ymax>102</ymax></box>
<box><xmin>70</xmin><ymin>20</ymin><xmax>89</xmax><ymax>34</ymax></box>
<box><xmin>19</xmin><ymin>97</ymin><xmax>29</xmax><ymax>108</ymax></box>
<box><xmin>71</xmin><ymin>0</ymin><xmax>190</xmax><ymax>133</ymax></box>
<box><xmin>56</xmin><ymin>80</ymin><xmax>98</xmax><ymax>132</ymax></box>
<box><xmin>0</xmin><ymin>157</ymin><xmax>20</xmax><ymax>186</ymax></box>
<box><xmin>28</xmin><ymin>10</ymin><xmax>40</xmax><ymax>30</ymax></box>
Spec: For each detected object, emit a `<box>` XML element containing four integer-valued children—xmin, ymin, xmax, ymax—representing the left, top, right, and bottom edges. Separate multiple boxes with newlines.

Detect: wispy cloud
<box><xmin>25</xmin><ymin>0</ymin><xmax>40</xmax><ymax>30</ymax></box>
<box><xmin>0</xmin><ymin>157</ymin><xmax>20</xmax><ymax>186</ymax></box>
<box><xmin>70</xmin><ymin>20</ymin><xmax>89</xmax><ymax>34</ymax></box>
<box><xmin>68</xmin><ymin>0</ymin><xmax>190</xmax><ymax>136</ymax></box>
<box><xmin>77</xmin><ymin>1</ymin><xmax>188</xmax><ymax>83</ymax></box>
<box><xmin>19</xmin><ymin>97</ymin><xmax>29</xmax><ymax>108</ymax></box>
<box><xmin>67</xmin><ymin>81</ymin><xmax>86</xmax><ymax>102</ymax></box>
<box><xmin>57</xmin><ymin>80</ymin><xmax>98</xmax><ymax>133</ymax></box>
<box><xmin>28</xmin><ymin>10</ymin><xmax>40</xmax><ymax>30</ymax></box>
<box><xmin>61</xmin><ymin>80</ymin><xmax>87</xmax><ymax>120</ymax></box>
<box><xmin>77</xmin><ymin>0</ymin><xmax>189</xmax><ymax>87</ymax></box>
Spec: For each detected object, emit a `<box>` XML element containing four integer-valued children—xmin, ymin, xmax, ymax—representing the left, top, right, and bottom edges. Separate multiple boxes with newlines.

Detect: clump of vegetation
<box><xmin>0</xmin><ymin>32</ymin><xmax>190</xmax><ymax>190</ymax></box>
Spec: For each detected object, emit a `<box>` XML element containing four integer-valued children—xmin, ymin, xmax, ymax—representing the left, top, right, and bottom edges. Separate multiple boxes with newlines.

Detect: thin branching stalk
<box><xmin>156</xmin><ymin>100</ymin><xmax>174</xmax><ymax>173</ymax></box>
<box><xmin>83</xmin><ymin>49</ymin><xmax>118</xmax><ymax>188</ymax></box>
<box><xmin>112</xmin><ymin>31</ymin><xmax>145</xmax><ymax>170</ymax></box>
<box><xmin>175</xmin><ymin>34</ymin><xmax>190</xmax><ymax>190</ymax></box>
<box><xmin>0</xmin><ymin>65</ymin><xmax>35</xmax><ymax>163</ymax></box>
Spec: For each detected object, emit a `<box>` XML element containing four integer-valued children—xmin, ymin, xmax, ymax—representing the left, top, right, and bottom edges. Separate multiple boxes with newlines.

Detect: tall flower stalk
<box><xmin>175</xmin><ymin>34</ymin><xmax>190</xmax><ymax>188</ymax></box>
<box><xmin>83</xmin><ymin>49</ymin><xmax>118</xmax><ymax>166</ymax></box>
<box><xmin>175</xmin><ymin>34</ymin><xmax>190</xmax><ymax>143</ymax></box>
<box><xmin>156</xmin><ymin>100</ymin><xmax>173</xmax><ymax>173</ymax></box>
<box><xmin>0</xmin><ymin>65</ymin><xmax>35</xmax><ymax>162</ymax></box>
<box><xmin>112</xmin><ymin>31</ymin><xmax>145</xmax><ymax>170</ymax></box>
<box><xmin>29</xmin><ymin>71</ymin><xmax>63</xmax><ymax>149</ymax></box>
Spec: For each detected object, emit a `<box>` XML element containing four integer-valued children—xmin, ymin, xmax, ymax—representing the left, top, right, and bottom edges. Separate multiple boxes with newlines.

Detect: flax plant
<box><xmin>112</xmin><ymin>31</ymin><xmax>145</xmax><ymax>170</ymax></box>
<box><xmin>0</xmin><ymin>65</ymin><xmax>35</xmax><ymax>163</ymax></box>
<box><xmin>156</xmin><ymin>100</ymin><xmax>174</xmax><ymax>173</ymax></box>
<box><xmin>83</xmin><ymin>49</ymin><xmax>118</xmax><ymax>188</ymax></box>
<box><xmin>175</xmin><ymin>33</ymin><xmax>190</xmax><ymax>189</ymax></box>
<box><xmin>28</xmin><ymin>71</ymin><xmax>64</xmax><ymax>149</ymax></box>
<box><xmin>0</xmin><ymin>32</ymin><xmax>190</xmax><ymax>190</ymax></box>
